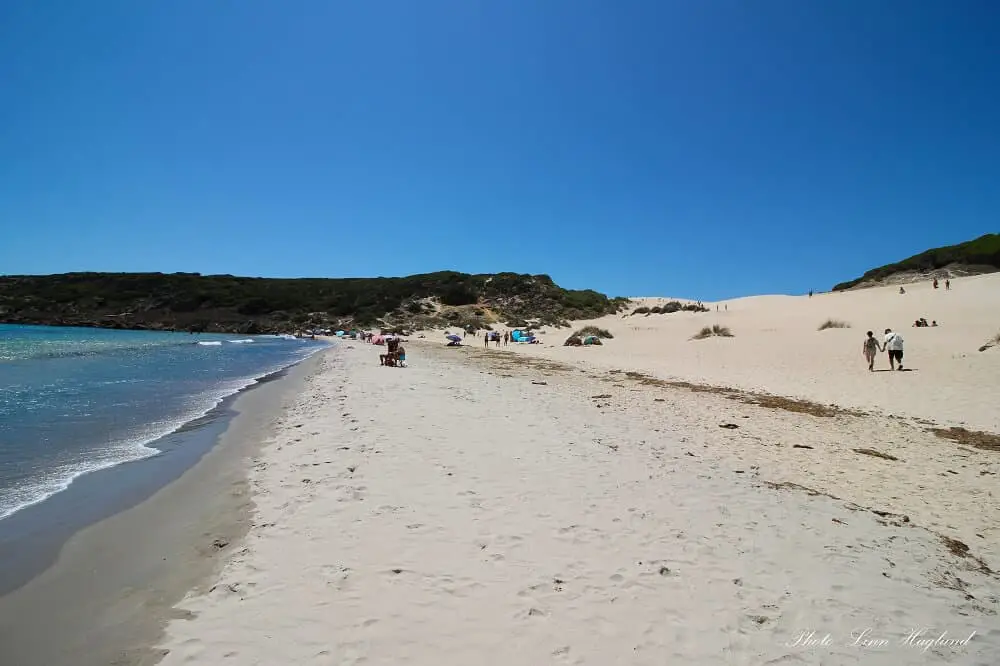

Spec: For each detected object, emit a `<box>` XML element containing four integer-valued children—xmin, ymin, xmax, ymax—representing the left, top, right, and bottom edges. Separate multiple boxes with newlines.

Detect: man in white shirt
<box><xmin>883</xmin><ymin>328</ymin><xmax>904</xmax><ymax>370</ymax></box>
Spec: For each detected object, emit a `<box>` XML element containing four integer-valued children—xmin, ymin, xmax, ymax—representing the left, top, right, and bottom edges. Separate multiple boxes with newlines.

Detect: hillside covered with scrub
<box><xmin>0</xmin><ymin>271</ymin><xmax>629</xmax><ymax>334</ymax></box>
<box><xmin>833</xmin><ymin>233</ymin><xmax>1000</xmax><ymax>291</ymax></box>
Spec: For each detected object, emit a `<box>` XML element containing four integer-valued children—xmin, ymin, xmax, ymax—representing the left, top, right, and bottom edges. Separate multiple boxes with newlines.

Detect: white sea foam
<box><xmin>196</xmin><ymin>341</ymin><xmax>223</xmax><ymax>346</ymax></box>
<box><xmin>0</xmin><ymin>435</ymin><xmax>160</xmax><ymax>521</ymax></box>
<box><xmin>227</xmin><ymin>338</ymin><xmax>255</xmax><ymax>344</ymax></box>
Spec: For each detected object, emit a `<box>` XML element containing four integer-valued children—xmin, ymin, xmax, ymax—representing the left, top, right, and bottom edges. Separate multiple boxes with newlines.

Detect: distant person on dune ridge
<box><xmin>883</xmin><ymin>328</ymin><xmax>905</xmax><ymax>371</ymax></box>
<box><xmin>862</xmin><ymin>331</ymin><xmax>880</xmax><ymax>372</ymax></box>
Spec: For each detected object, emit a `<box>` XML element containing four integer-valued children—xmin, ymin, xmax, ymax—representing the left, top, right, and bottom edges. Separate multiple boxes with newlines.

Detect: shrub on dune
<box><xmin>691</xmin><ymin>324</ymin><xmax>733</xmax><ymax>340</ymax></box>
<box><xmin>818</xmin><ymin>319</ymin><xmax>851</xmax><ymax>331</ymax></box>
<box><xmin>573</xmin><ymin>325</ymin><xmax>613</xmax><ymax>339</ymax></box>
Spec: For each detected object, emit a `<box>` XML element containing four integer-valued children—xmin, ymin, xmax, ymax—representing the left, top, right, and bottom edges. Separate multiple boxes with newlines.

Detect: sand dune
<box><xmin>520</xmin><ymin>273</ymin><xmax>1000</xmax><ymax>433</ymax></box>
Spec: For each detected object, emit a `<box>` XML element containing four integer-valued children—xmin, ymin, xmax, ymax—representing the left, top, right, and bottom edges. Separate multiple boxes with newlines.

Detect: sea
<box><xmin>0</xmin><ymin>324</ymin><xmax>326</xmax><ymax>524</ymax></box>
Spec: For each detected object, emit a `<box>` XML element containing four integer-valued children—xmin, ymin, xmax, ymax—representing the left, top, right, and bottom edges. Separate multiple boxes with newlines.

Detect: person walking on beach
<box><xmin>862</xmin><ymin>331</ymin><xmax>880</xmax><ymax>371</ymax></box>
<box><xmin>883</xmin><ymin>328</ymin><xmax>905</xmax><ymax>371</ymax></box>
<box><xmin>503</xmin><ymin>331</ymin><xmax>509</xmax><ymax>346</ymax></box>
<box><xmin>945</xmin><ymin>279</ymin><xmax>951</xmax><ymax>290</ymax></box>
<box><xmin>484</xmin><ymin>332</ymin><xmax>490</xmax><ymax>349</ymax></box>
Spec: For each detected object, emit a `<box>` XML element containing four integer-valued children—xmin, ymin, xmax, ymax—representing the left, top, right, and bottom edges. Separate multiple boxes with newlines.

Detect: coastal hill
<box><xmin>0</xmin><ymin>271</ymin><xmax>628</xmax><ymax>334</ymax></box>
<box><xmin>832</xmin><ymin>233</ymin><xmax>1000</xmax><ymax>291</ymax></box>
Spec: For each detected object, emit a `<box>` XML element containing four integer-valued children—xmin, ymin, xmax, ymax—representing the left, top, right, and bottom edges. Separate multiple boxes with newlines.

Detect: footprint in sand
<box><xmin>517</xmin><ymin>583</ymin><xmax>545</xmax><ymax>598</ymax></box>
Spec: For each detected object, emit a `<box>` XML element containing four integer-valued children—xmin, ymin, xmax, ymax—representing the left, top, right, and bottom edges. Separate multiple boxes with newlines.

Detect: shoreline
<box><xmin>0</xmin><ymin>347</ymin><xmax>330</xmax><ymax>666</ymax></box>
<box><xmin>0</xmin><ymin>341</ymin><xmax>327</xmax><ymax>594</ymax></box>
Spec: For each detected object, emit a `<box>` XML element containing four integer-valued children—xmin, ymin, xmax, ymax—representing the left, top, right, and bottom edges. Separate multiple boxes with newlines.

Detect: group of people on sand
<box><xmin>484</xmin><ymin>331</ymin><xmax>510</xmax><ymax>348</ymax></box>
<box><xmin>378</xmin><ymin>336</ymin><xmax>406</xmax><ymax>368</ymax></box>
<box><xmin>862</xmin><ymin>329</ymin><xmax>906</xmax><ymax>372</ymax></box>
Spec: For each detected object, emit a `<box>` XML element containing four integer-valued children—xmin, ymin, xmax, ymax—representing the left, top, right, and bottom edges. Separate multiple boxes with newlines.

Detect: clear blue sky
<box><xmin>1</xmin><ymin>1</ymin><xmax>997</xmax><ymax>299</ymax></box>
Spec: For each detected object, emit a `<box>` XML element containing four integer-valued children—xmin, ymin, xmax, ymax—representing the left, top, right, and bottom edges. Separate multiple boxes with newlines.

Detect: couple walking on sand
<box><xmin>863</xmin><ymin>329</ymin><xmax>905</xmax><ymax>371</ymax></box>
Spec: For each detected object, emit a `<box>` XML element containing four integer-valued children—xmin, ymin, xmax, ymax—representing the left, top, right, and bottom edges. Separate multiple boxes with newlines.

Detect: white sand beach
<box><xmin>157</xmin><ymin>276</ymin><xmax>1000</xmax><ymax>665</ymax></box>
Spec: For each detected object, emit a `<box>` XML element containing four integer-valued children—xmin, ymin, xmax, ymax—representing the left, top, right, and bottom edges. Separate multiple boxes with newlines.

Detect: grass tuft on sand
<box><xmin>818</xmin><ymin>319</ymin><xmax>851</xmax><ymax>331</ymax></box>
<box><xmin>692</xmin><ymin>324</ymin><xmax>733</xmax><ymax>340</ymax></box>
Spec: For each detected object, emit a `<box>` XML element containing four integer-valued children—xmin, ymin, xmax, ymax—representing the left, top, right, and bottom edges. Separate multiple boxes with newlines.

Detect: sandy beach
<box><xmin>155</xmin><ymin>275</ymin><xmax>1000</xmax><ymax>665</ymax></box>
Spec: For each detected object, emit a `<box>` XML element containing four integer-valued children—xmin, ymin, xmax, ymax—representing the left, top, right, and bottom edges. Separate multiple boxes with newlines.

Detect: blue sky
<box><xmin>1</xmin><ymin>1</ymin><xmax>997</xmax><ymax>299</ymax></box>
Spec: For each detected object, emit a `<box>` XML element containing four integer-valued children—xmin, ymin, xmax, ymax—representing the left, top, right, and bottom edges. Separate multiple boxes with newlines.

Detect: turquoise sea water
<box><xmin>0</xmin><ymin>325</ymin><xmax>326</xmax><ymax>520</ymax></box>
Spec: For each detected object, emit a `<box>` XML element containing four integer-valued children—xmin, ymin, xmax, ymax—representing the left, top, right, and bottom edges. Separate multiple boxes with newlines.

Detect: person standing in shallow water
<box><xmin>862</xmin><ymin>331</ymin><xmax>880</xmax><ymax>371</ymax></box>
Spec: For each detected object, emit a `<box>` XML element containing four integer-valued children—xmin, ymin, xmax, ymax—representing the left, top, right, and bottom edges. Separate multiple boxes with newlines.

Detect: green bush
<box><xmin>573</xmin><ymin>325</ymin><xmax>613</xmax><ymax>339</ymax></box>
<box><xmin>633</xmin><ymin>301</ymin><xmax>707</xmax><ymax>316</ymax></box>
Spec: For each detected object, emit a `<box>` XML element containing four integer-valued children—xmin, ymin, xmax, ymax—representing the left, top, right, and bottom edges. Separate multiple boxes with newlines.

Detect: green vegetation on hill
<box><xmin>833</xmin><ymin>233</ymin><xmax>1000</xmax><ymax>291</ymax></box>
<box><xmin>0</xmin><ymin>271</ymin><xmax>629</xmax><ymax>333</ymax></box>
<box><xmin>630</xmin><ymin>301</ymin><xmax>708</xmax><ymax>315</ymax></box>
